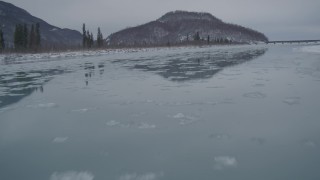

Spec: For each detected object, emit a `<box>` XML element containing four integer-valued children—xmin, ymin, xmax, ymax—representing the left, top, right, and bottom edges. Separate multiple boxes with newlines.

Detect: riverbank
<box><xmin>1</xmin><ymin>43</ymin><xmax>319</xmax><ymax>65</ymax></box>
<box><xmin>0</xmin><ymin>43</ymin><xmax>244</xmax><ymax>63</ymax></box>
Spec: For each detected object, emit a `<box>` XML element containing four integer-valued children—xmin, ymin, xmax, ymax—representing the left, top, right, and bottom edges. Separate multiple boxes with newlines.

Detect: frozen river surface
<box><xmin>1</xmin><ymin>44</ymin><xmax>320</xmax><ymax>180</ymax></box>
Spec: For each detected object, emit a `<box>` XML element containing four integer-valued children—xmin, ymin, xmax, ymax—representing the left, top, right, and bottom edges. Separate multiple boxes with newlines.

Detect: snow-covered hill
<box><xmin>107</xmin><ymin>11</ymin><xmax>268</xmax><ymax>46</ymax></box>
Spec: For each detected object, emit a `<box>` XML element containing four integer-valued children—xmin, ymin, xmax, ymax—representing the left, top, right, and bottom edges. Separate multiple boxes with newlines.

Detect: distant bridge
<box><xmin>266</xmin><ymin>40</ymin><xmax>320</xmax><ymax>44</ymax></box>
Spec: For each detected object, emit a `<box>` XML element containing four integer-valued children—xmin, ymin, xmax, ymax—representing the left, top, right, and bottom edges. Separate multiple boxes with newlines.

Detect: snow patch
<box><xmin>50</xmin><ymin>28</ymin><xmax>58</xmax><ymax>31</ymax></box>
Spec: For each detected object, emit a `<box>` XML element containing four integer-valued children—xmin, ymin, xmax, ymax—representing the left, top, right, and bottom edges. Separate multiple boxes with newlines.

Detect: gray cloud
<box><xmin>6</xmin><ymin>0</ymin><xmax>320</xmax><ymax>40</ymax></box>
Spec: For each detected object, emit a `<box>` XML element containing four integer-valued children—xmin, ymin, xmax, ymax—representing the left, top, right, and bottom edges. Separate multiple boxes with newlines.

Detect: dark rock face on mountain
<box><xmin>107</xmin><ymin>11</ymin><xmax>268</xmax><ymax>46</ymax></box>
<box><xmin>0</xmin><ymin>1</ymin><xmax>82</xmax><ymax>47</ymax></box>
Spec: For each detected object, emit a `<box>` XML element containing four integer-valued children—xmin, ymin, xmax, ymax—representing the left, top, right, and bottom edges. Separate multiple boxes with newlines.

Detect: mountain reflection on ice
<box><xmin>0</xmin><ymin>69</ymin><xmax>65</xmax><ymax>108</ymax></box>
<box><xmin>113</xmin><ymin>48</ymin><xmax>267</xmax><ymax>81</ymax></box>
<box><xmin>0</xmin><ymin>46</ymin><xmax>267</xmax><ymax>109</ymax></box>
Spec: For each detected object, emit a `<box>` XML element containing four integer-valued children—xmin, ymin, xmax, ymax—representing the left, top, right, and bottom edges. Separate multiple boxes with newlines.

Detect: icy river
<box><xmin>1</xmin><ymin>44</ymin><xmax>320</xmax><ymax>180</ymax></box>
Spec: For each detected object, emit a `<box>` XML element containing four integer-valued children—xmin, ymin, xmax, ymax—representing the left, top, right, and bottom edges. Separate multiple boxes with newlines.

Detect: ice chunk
<box><xmin>106</xmin><ymin>120</ymin><xmax>121</xmax><ymax>127</ymax></box>
<box><xmin>8</xmin><ymin>93</ymin><xmax>25</xmax><ymax>96</ymax></box>
<box><xmin>209</xmin><ymin>133</ymin><xmax>231</xmax><ymax>140</ymax></box>
<box><xmin>172</xmin><ymin>113</ymin><xmax>199</xmax><ymax>125</ymax></box>
<box><xmin>27</xmin><ymin>103</ymin><xmax>58</xmax><ymax>108</ymax></box>
<box><xmin>283</xmin><ymin>97</ymin><xmax>300</xmax><ymax>105</ymax></box>
<box><xmin>213</xmin><ymin>156</ymin><xmax>238</xmax><ymax>170</ymax></box>
<box><xmin>50</xmin><ymin>171</ymin><xmax>94</xmax><ymax>180</ymax></box>
<box><xmin>253</xmin><ymin>83</ymin><xmax>265</xmax><ymax>87</ymax></box>
<box><xmin>119</xmin><ymin>172</ymin><xmax>163</xmax><ymax>180</ymax></box>
<box><xmin>138</xmin><ymin>123</ymin><xmax>156</xmax><ymax>129</ymax></box>
<box><xmin>25</xmin><ymin>73</ymin><xmax>42</xmax><ymax>78</ymax></box>
<box><xmin>206</xmin><ymin>86</ymin><xmax>224</xmax><ymax>89</ymax></box>
<box><xmin>71</xmin><ymin>108</ymin><xmax>89</xmax><ymax>113</ymax></box>
<box><xmin>144</xmin><ymin>99</ymin><xmax>154</xmax><ymax>103</ymax></box>
<box><xmin>251</xmin><ymin>137</ymin><xmax>266</xmax><ymax>145</ymax></box>
<box><xmin>243</xmin><ymin>92</ymin><xmax>267</xmax><ymax>99</ymax></box>
<box><xmin>173</xmin><ymin>113</ymin><xmax>185</xmax><ymax>119</ymax></box>
<box><xmin>52</xmin><ymin>137</ymin><xmax>68</xmax><ymax>143</ymax></box>
<box><xmin>130</xmin><ymin>112</ymin><xmax>147</xmax><ymax>117</ymax></box>
<box><xmin>0</xmin><ymin>106</ymin><xmax>18</xmax><ymax>113</ymax></box>
<box><xmin>302</xmin><ymin>140</ymin><xmax>317</xmax><ymax>148</ymax></box>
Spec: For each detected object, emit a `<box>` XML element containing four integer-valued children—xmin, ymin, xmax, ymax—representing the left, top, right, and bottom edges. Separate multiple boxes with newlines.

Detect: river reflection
<box><xmin>0</xmin><ymin>48</ymin><xmax>267</xmax><ymax>108</ymax></box>
<box><xmin>113</xmin><ymin>48</ymin><xmax>267</xmax><ymax>81</ymax></box>
<box><xmin>0</xmin><ymin>69</ymin><xmax>64</xmax><ymax>108</ymax></box>
<box><xmin>83</xmin><ymin>62</ymin><xmax>105</xmax><ymax>86</ymax></box>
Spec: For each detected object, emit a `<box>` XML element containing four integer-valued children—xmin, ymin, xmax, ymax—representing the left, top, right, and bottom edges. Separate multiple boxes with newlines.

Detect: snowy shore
<box><xmin>1</xmin><ymin>44</ymin><xmax>319</xmax><ymax>65</ymax></box>
<box><xmin>0</xmin><ymin>46</ymin><xmax>201</xmax><ymax>64</ymax></box>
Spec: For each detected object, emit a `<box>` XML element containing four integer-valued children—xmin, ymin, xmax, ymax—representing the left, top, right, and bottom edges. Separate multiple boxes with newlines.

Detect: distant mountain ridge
<box><xmin>107</xmin><ymin>11</ymin><xmax>268</xmax><ymax>46</ymax></box>
<box><xmin>0</xmin><ymin>1</ymin><xmax>82</xmax><ymax>47</ymax></box>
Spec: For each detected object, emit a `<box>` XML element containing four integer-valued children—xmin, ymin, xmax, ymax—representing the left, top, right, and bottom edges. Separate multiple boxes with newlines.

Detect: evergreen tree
<box><xmin>0</xmin><ymin>28</ymin><xmax>4</xmax><ymax>51</ymax></box>
<box><xmin>86</xmin><ymin>31</ymin><xmax>91</xmax><ymax>48</ymax></box>
<box><xmin>14</xmin><ymin>24</ymin><xmax>24</xmax><ymax>49</ymax></box>
<box><xmin>97</xmin><ymin>27</ymin><xmax>103</xmax><ymax>48</ymax></box>
<box><xmin>29</xmin><ymin>24</ymin><xmax>36</xmax><ymax>49</ymax></box>
<box><xmin>23</xmin><ymin>24</ymin><xmax>28</xmax><ymax>48</ymax></box>
<box><xmin>35</xmin><ymin>23</ymin><xmax>41</xmax><ymax>48</ymax></box>
<box><xmin>222</xmin><ymin>38</ymin><xmax>227</xmax><ymax>44</ymax></box>
<box><xmin>82</xmin><ymin>23</ymin><xmax>87</xmax><ymax>48</ymax></box>
<box><xmin>90</xmin><ymin>32</ymin><xmax>94</xmax><ymax>47</ymax></box>
<box><xmin>194</xmin><ymin>32</ymin><xmax>200</xmax><ymax>41</ymax></box>
<box><xmin>14</xmin><ymin>24</ymin><xmax>39</xmax><ymax>50</ymax></box>
<box><xmin>14</xmin><ymin>25</ymin><xmax>18</xmax><ymax>48</ymax></box>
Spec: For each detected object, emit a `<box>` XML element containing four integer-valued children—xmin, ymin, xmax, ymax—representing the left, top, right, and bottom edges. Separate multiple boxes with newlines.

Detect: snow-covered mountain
<box><xmin>0</xmin><ymin>1</ymin><xmax>82</xmax><ymax>47</ymax></box>
<box><xmin>107</xmin><ymin>11</ymin><xmax>268</xmax><ymax>46</ymax></box>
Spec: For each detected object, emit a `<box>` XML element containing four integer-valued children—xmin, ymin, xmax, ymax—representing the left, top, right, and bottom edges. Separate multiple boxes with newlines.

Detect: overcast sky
<box><xmin>6</xmin><ymin>0</ymin><xmax>320</xmax><ymax>40</ymax></box>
